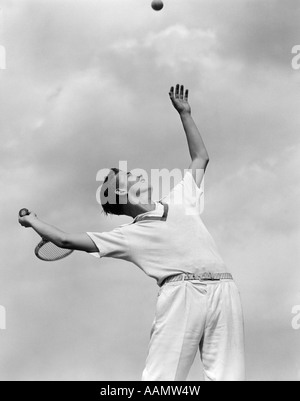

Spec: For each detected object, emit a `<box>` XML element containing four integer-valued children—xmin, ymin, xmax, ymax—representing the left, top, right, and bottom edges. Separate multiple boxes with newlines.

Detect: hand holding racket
<box><xmin>19</xmin><ymin>208</ymin><xmax>74</xmax><ymax>261</ymax></box>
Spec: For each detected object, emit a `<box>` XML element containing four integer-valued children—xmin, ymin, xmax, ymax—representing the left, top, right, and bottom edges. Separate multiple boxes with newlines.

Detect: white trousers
<box><xmin>142</xmin><ymin>279</ymin><xmax>245</xmax><ymax>381</ymax></box>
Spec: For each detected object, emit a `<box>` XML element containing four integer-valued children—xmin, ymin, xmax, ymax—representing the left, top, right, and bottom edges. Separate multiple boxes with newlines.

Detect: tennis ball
<box><xmin>151</xmin><ymin>0</ymin><xmax>164</xmax><ymax>11</ymax></box>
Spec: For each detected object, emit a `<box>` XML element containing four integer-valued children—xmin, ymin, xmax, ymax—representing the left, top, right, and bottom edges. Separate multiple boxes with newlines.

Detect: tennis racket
<box><xmin>19</xmin><ymin>208</ymin><xmax>74</xmax><ymax>262</ymax></box>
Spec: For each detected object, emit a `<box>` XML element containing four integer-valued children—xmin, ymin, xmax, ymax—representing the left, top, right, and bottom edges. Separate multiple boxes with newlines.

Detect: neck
<box><xmin>126</xmin><ymin>200</ymin><xmax>156</xmax><ymax>219</ymax></box>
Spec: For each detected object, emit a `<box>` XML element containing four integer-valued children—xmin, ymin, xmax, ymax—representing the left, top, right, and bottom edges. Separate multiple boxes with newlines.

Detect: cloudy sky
<box><xmin>0</xmin><ymin>0</ymin><xmax>299</xmax><ymax>381</ymax></box>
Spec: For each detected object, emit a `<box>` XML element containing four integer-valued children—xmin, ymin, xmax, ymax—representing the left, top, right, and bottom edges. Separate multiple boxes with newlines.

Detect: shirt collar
<box><xmin>132</xmin><ymin>201</ymin><xmax>164</xmax><ymax>223</ymax></box>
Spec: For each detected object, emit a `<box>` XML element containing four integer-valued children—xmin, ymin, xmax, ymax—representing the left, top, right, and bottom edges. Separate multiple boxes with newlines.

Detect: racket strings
<box><xmin>36</xmin><ymin>241</ymin><xmax>73</xmax><ymax>261</ymax></box>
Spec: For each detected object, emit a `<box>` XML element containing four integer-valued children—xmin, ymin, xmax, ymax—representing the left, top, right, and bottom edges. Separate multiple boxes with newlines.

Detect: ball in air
<box><xmin>151</xmin><ymin>0</ymin><xmax>164</xmax><ymax>11</ymax></box>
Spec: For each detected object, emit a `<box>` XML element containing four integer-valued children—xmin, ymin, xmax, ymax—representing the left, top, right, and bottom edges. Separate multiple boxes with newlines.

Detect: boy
<box><xmin>19</xmin><ymin>84</ymin><xmax>245</xmax><ymax>381</ymax></box>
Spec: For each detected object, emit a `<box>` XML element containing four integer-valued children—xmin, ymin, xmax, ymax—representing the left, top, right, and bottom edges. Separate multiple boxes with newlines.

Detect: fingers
<box><xmin>169</xmin><ymin>84</ymin><xmax>189</xmax><ymax>101</ymax></box>
<box><xmin>180</xmin><ymin>85</ymin><xmax>184</xmax><ymax>100</ymax></box>
<box><xmin>18</xmin><ymin>215</ymin><xmax>27</xmax><ymax>226</ymax></box>
<box><xmin>185</xmin><ymin>89</ymin><xmax>189</xmax><ymax>101</ymax></box>
<box><xmin>175</xmin><ymin>84</ymin><xmax>183</xmax><ymax>99</ymax></box>
<box><xmin>169</xmin><ymin>86</ymin><xmax>174</xmax><ymax>100</ymax></box>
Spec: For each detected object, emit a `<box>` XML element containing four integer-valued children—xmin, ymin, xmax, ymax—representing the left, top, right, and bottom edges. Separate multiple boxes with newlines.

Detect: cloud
<box><xmin>111</xmin><ymin>25</ymin><xmax>217</xmax><ymax>71</ymax></box>
<box><xmin>215</xmin><ymin>0</ymin><xmax>300</xmax><ymax>69</ymax></box>
<box><xmin>206</xmin><ymin>144</ymin><xmax>300</xmax><ymax>237</ymax></box>
<box><xmin>203</xmin><ymin>144</ymin><xmax>300</xmax><ymax>372</ymax></box>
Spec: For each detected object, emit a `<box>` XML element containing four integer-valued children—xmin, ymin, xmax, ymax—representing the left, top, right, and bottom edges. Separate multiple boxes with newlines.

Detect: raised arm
<box><xmin>18</xmin><ymin>211</ymin><xmax>97</xmax><ymax>252</ymax></box>
<box><xmin>169</xmin><ymin>84</ymin><xmax>209</xmax><ymax>187</ymax></box>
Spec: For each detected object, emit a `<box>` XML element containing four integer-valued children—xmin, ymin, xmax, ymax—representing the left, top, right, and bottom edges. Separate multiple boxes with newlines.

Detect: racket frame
<box><xmin>34</xmin><ymin>238</ymin><xmax>74</xmax><ymax>262</ymax></box>
<box><xmin>19</xmin><ymin>208</ymin><xmax>74</xmax><ymax>262</ymax></box>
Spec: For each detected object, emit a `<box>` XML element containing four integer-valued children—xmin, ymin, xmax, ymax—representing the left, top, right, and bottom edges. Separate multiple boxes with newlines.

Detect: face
<box><xmin>116</xmin><ymin>170</ymin><xmax>152</xmax><ymax>204</ymax></box>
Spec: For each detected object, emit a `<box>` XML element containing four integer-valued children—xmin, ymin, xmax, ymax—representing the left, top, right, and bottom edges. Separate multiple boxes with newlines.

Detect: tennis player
<box><xmin>19</xmin><ymin>84</ymin><xmax>245</xmax><ymax>381</ymax></box>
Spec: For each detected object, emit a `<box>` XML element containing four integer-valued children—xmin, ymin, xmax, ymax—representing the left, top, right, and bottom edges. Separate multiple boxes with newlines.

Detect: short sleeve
<box><xmin>162</xmin><ymin>171</ymin><xmax>204</xmax><ymax>215</ymax></box>
<box><xmin>86</xmin><ymin>227</ymin><xmax>128</xmax><ymax>259</ymax></box>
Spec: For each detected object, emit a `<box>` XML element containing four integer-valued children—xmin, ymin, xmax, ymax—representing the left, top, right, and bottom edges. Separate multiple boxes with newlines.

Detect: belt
<box><xmin>161</xmin><ymin>272</ymin><xmax>233</xmax><ymax>287</ymax></box>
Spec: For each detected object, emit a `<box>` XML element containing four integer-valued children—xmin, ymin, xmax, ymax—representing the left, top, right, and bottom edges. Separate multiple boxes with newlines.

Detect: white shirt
<box><xmin>87</xmin><ymin>171</ymin><xmax>228</xmax><ymax>286</ymax></box>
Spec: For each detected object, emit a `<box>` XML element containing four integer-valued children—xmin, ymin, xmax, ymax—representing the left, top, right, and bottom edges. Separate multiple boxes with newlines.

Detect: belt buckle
<box><xmin>202</xmin><ymin>272</ymin><xmax>220</xmax><ymax>281</ymax></box>
<box><xmin>185</xmin><ymin>273</ymin><xmax>195</xmax><ymax>281</ymax></box>
<box><xmin>201</xmin><ymin>272</ymin><xmax>212</xmax><ymax>280</ymax></box>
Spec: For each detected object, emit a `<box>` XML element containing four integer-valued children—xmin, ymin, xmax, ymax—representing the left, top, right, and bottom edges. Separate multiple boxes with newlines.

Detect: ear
<box><xmin>115</xmin><ymin>188</ymin><xmax>128</xmax><ymax>196</ymax></box>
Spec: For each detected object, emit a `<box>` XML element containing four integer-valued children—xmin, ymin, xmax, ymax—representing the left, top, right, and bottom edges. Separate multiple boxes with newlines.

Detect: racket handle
<box><xmin>19</xmin><ymin>208</ymin><xmax>30</xmax><ymax>217</ymax></box>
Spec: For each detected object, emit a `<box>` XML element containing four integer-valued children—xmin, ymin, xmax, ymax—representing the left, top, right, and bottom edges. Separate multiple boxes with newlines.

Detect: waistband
<box><xmin>161</xmin><ymin>272</ymin><xmax>233</xmax><ymax>287</ymax></box>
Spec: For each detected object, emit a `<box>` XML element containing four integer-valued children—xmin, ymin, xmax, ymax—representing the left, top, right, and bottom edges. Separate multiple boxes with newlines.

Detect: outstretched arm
<box><xmin>169</xmin><ymin>84</ymin><xmax>209</xmax><ymax>187</ymax></box>
<box><xmin>18</xmin><ymin>211</ymin><xmax>97</xmax><ymax>252</ymax></box>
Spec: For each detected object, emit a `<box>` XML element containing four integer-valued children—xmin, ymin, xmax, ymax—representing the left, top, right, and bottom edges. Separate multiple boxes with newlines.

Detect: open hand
<box><xmin>169</xmin><ymin>84</ymin><xmax>191</xmax><ymax>115</ymax></box>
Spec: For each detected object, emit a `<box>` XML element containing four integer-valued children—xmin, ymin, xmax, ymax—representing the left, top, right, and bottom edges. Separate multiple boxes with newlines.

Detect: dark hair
<box><xmin>100</xmin><ymin>168</ymin><xmax>127</xmax><ymax>216</ymax></box>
